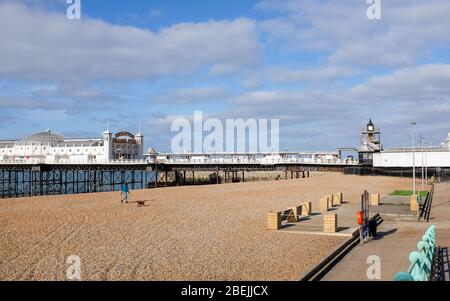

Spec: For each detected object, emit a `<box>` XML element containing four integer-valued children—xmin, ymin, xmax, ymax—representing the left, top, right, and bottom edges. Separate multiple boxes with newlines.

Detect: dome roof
<box><xmin>22</xmin><ymin>130</ymin><xmax>64</xmax><ymax>144</ymax></box>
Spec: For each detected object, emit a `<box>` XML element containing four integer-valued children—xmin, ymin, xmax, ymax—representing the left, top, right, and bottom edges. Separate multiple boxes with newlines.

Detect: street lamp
<box><xmin>419</xmin><ymin>135</ymin><xmax>425</xmax><ymax>193</ymax></box>
<box><xmin>411</xmin><ymin>123</ymin><xmax>416</xmax><ymax>196</ymax></box>
<box><xmin>424</xmin><ymin>141</ymin><xmax>428</xmax><ymax>187</ymax></box>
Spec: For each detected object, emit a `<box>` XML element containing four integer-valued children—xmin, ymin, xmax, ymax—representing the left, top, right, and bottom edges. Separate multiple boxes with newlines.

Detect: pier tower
<box><xmin>358</xmin><ymin>119</ymin><xmax>382</xmax><ymax>165</ymax></box>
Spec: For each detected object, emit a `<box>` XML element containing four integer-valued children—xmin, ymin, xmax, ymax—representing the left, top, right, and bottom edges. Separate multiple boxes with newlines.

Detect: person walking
<box><xmin>121</xmin><ymin>182</ymin><xmax>129</xmax><ymax>204</ymax></box>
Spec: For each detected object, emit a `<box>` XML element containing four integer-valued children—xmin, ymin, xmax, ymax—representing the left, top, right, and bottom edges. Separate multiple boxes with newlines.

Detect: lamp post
<box><xmin>411</xmin><ymin>123</ymin><xmax>416</xmax><ymax>196</ymax></box>
<box><xmin>424</xmin><ymin>142</ymin><xmax>428</xmax><ymax>186</ymax></box>
<box><xmin>419</xmin><ymin>135</ymin><xmax>425</xmax><ymax>193</ymax></box>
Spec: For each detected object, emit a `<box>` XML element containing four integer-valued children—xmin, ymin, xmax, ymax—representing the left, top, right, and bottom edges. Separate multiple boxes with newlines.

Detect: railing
<box><xmin>394</xmin><ymin>225</ymin><xmax>436</xmax><ymax>281</ymax></box>
<box><xmin>1</xmin><ymin>156</ymin><xmax>360</xmax><ymax>166</ymax></box>
<box><xmin>150</xmin><ymin>157</ymin><xmax>359</xmax><ymax>166</ymax></box>
<box><xmin>0</xmin><ymin>159</ymin><xmax>148</xmax><ymax>165</ymax></box>
<box><xmin>418</xmin><ymin>183</ymin><xmax>434</xmax><ymax>222</ymax></box>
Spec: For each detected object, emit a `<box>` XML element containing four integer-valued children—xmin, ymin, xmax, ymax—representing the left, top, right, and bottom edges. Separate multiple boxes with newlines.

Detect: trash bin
<box><xmin>369</xmin><ymin>220</ymin><xmax>378</xmax><ymax>237</ymax></box>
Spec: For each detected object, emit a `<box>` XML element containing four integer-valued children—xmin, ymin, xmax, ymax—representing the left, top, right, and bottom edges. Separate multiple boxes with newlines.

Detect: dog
<box><xmin>136</xmin><ymin>200</ymin><xmax>146</xmax><ymax>207</ymax></box>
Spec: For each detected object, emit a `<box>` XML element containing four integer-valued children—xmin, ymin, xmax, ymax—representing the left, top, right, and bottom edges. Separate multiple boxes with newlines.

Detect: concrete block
<box><xmin>327</xmin><ymin>195</ymin><xmax>334</xmax><ymax>207</ymax></box>
<box><xmin>410</xmin><ymin>195</ymin><xmax>419</xmax><ymax>213</ymax></box>
<box><xmin>319</xmin><ymin>197</ymin><xmax>329</xmax><ymax>212</ymax></box>
<box><xmin>332</xmin><ymin>193</ymin><xmax>342</xmax><ymax>205</ymax></box>
<box><xmin>370</xmin><ymin>194</ymin><xmax>380</xmax><ymax>206</ymax></box>
<box><xmin>300</xmin><ymin>202</ymin><xmax>312</xmax><ymax>216</ymax></box>
<box><xmin>323</xmin><ymin>214</ymin><xmax>337</xmax><ymax>233</ymax></box>
<box><xmin>267</xmin><ymin>212</ymin><xmax>281</xmax><ymax>230</ymax></box>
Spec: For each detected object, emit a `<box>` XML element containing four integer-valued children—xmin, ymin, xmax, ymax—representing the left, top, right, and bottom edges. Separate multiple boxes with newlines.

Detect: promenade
<box><xmin>323</xmin><ymin>182</ymin><xmax>450</xmax><ymax>281</ymax></box>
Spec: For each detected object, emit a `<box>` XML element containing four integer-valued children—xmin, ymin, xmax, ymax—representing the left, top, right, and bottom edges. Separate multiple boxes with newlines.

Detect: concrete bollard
<box><xmin>328</xmin><ymin>195</ymin><xmax>334</xmax><ymax>207</ymax></box>
<box><xmin>370</xmin><ymin>194</ymin><xmax>380</xmax><ymax>206</ymax></box>
<box><xmin>319</xmin><ymin>197</ymin><xmax>329</xmax><ymax>212</ymax></box>
<box><xmin>332</xmin><ymin>193</ymin><xmax>342</xmax><ymax>205</ymax></box>
<box><xmin>267</xmin><ymin>212</ymin><xmax>282</xmax><ymax>230</ymax></box>
<box><xmin>324</xmin><ymin>214</ymin><xmax>338</xmax><ymax>233</ymax></box>
<box><xmin>301</xmin><ymin>201</ymin><xmax>312</xmax><ymax>216</ymax></box>
<box><xmin>410</xmin><ymin>195</ymin><xmax>419</xmax><ymax>213</ymax></box>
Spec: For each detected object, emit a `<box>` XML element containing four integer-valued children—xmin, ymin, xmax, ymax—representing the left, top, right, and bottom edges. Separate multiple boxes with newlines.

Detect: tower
<box><xmin>358</xmin><ymin>119</ymin><xmax>382</xmax><ymax>165</ymax></box>
<box><xmin>365</xmin><ymin>119</ymin><xmax>381</xmax><ymax>148</ymax></box>
<box><xmin>103</xmin><ymin>129</ymin><xmax>113</xmax><ymax>161</ymax></box>
<box><xmin>135</xmin><ymin>121</ymin><xmax>144</xmax><ymax>159</ymax></box>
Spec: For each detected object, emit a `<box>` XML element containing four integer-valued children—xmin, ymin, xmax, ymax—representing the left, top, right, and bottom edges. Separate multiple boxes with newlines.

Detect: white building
<box><xmin>0</xmin><ymin>130</ymin><xmax>144</xmax><ymax>164</ymax></box>
<box><xmin>373</xmin><ymin>132</ymin><xmax>450</xmax><ymax>168</ymax></box>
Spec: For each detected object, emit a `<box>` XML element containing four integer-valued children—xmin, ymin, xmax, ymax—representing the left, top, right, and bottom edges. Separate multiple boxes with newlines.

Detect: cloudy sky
<box><xmin>1</xmin><ymin>0</ymin><xmax>450</xmax><ymax>152</ymax></box>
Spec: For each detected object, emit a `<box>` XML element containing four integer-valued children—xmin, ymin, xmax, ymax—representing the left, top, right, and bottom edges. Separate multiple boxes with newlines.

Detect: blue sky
<box><xmin>1</xmin><ymin>0</ymin><xmax>450</xmax><ymax>152</ymax></box>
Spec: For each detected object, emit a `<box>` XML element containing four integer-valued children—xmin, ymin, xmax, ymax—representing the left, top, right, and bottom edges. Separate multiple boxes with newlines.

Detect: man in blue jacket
<box><xmin>121</xmin><ymin>182</ymin><xmax>129</xmax><ymax>204</ymax></box>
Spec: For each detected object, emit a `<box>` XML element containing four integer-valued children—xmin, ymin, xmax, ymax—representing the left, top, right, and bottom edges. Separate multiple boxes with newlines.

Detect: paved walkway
<box><xmin>323</xmin><ymin>182</ymin><xmax>450</xmax><ymax>281</ymax></box>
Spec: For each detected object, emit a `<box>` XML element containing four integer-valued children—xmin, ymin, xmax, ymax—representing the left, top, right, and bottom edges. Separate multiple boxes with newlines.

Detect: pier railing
<box><xmin>0</xmin><ymin>159</ymin><xmax>148</xmax><ymax>165</ymax></box>
<box><xmin>0</xmin><ymin>157</ymin><xmax>359</xmax><ymax>166</ymax></box>
<box><xmin>394</xmin><ymin>225</ymin><xmax>436</xmax><ymax>281</ymax></box>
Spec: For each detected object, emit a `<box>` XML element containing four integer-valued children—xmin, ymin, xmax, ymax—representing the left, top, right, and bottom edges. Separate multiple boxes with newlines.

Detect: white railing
<box><xmin>0</xmin><ymin>155</ymin><xmax>359</xmax><ymax>166</ymax></box>
<box><xmin>0</xmin><ymin>159</ymin><xmax>148</xmax><ymax>165</ymax></box>
<box><xmin>147</xmin><ymin>156</ymin><xmax>358</xmax><ymax>166</ymax></box>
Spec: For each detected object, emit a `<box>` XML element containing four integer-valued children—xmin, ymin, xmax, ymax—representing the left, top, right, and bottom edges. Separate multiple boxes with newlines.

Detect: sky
<box><xmin>1</xmin><ymin>0</ymin><xmax>450</xmax><ymax>152</ymax></box>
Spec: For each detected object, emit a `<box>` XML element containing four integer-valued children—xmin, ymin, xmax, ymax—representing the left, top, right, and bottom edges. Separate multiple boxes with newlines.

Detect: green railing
<box><xmin>394</xmin><ymin>225</ymin><xmax>436</xmax><ymax>281</ymax></box>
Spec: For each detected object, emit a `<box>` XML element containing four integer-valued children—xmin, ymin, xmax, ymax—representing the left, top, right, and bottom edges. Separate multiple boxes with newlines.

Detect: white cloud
<box><xmin>153</xmin><ymin>87</ymin><xmax>229</xmax><ymax>104</ymax></box>
<box><xmin>0</xmin><ymin>3</ymin><xmax>260</xmax><ymax>81</ymax></box>
<box><xmin>256</xmin><ymin>0</ymin><xmax>450</xmax><ymax>67</ymax></box>
<box><xmin>265</xmin><ymin>65</ymin><xmax>359</xmax><ymax>83</ymax></box>
<box><xmin>350</xmin><ymin>64</ymin><xmax>450</xmax><ymax>103</ymax></box>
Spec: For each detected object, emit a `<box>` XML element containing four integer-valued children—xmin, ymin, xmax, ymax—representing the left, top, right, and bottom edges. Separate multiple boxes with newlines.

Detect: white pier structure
<box><xmin>146</xmin><ymin>151</ymin><xmax>358</xmax><ymax>166</ymax></box>
<box><xmin>0</xmin><ymin>130</ymin><xmax>358</xmax><ymax>166</ymax></box>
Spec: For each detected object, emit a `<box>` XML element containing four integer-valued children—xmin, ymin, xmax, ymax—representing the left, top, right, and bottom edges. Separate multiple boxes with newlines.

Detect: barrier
<box><xmin>370</xmin><ymin>194</ymin><xmax>380</xmax><ymax>206</ymax></box>
<box><xmin>319</xmin><ymin>197</ymin><xmax>329</xmax><ymax>212</ymax></box>
<box><xmin>394</xmin><ymin>225</ymin><xmax>436</xmax><ymax>281</ymax></box>
<box><xmin>267</xmin><ymin>212</ymin><xmax>281</xmax><ymax>230</ymax></box>
<box><xmin>410</xmin><ymin>195</ymin><xmax>419</xmax><ymax>213</ymax></box>
<box><xmin>323</xmin><ymin>214</ymin><xmax>337</xmax><ymax>233</ymax></box>
<box><xmin>418</xmin><ymin>184</ymin><xmax>434</xmax><ymax>222</ymax></box>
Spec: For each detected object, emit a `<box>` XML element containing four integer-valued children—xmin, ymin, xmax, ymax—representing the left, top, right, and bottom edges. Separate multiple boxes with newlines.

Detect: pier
<box><xmin>0</xmin><ymin>152</ymin><xmax>357</xmax><ymax>198</ymax></box>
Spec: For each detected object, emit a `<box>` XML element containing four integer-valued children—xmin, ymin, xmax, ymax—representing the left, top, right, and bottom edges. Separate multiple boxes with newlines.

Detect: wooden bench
<box><xmin>281</xmin><ymin>209</ymin><xmax>297</xmax><ymax>223</ymax></box>
<box><xmin>267</xmin><ymin>209</ymin><xmax>296</xmax><ymax>230</ymax></box>
<box><xmin>371</xmin><ymin>213</ymin><xmax>383</xmax><ymax>227</ymax></box>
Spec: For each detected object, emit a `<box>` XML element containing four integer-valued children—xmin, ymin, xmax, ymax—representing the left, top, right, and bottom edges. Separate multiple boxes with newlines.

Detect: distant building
<box><xmin>373</xmin><ymin>132</ymin><xmax>450</xmax><ymax>168</ymax></box>
<box><xmin>0</xmin><ymin>130</ymin><xmax>144</xmax><ymax>163</ymax></box>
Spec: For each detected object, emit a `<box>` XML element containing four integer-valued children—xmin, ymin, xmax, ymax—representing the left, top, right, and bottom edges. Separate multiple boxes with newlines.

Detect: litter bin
<box><xmin>369</xmin><ymin>220</ymin><xmax>378</xmax><ymax>237</ymax></box>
